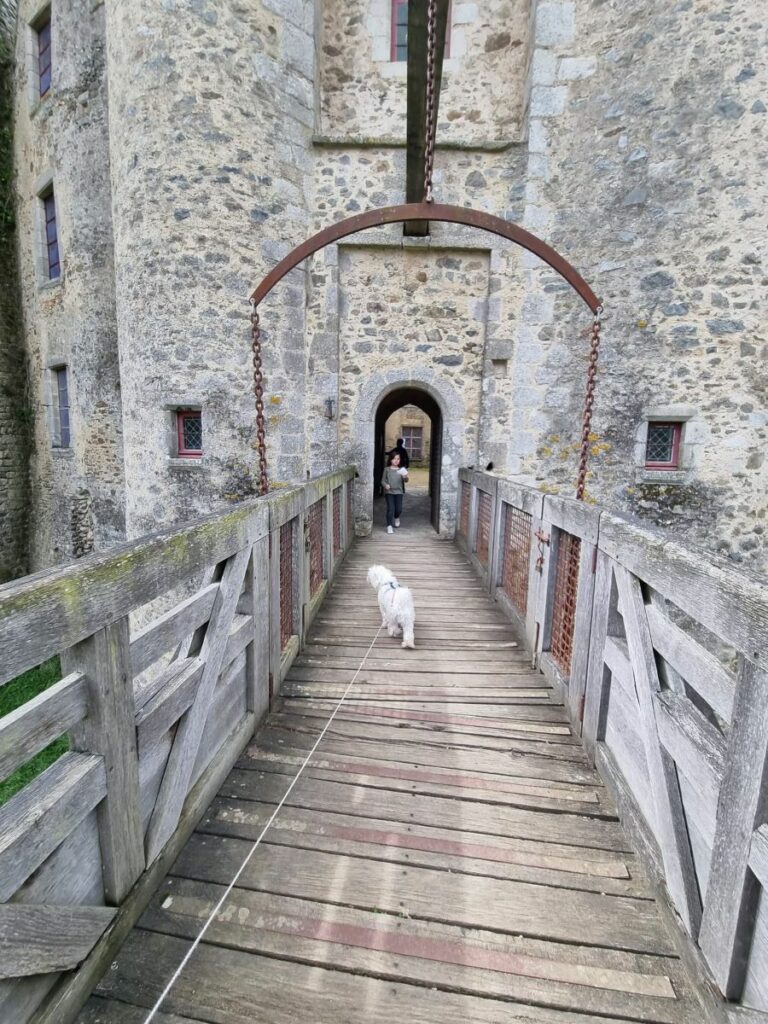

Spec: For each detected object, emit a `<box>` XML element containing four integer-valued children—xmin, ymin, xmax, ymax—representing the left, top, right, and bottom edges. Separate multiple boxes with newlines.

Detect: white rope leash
<box><xmin>142</xmin><ymin>623</ymin><xmax>384</xmax><ymax>1023</ymax></box>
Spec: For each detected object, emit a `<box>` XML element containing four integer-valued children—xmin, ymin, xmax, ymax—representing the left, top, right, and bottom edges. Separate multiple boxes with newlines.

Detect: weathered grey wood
<box><xmin>582</xmin><ymin>551</ymin><xmax>615</xmax><ymax>758</ymax></box>
<box><xmin>145</xmin><ymin>546</ymin><xmax>251</xmax><ymax>863</ymax></box>
<box><xmin>655</xmin><ymin>691</ymin><xmax>726</xmax><ymax>815</ymax></box>
<box><xmin>173</xmin><ymin>835</ymin><xmax>671</xmax><ymax>954</ymax></box>
<box><xmin>645</xmin><ymin>602</ymin><xmax>735</xmax><ymax>723</ymax></box>
<box><xmin>0</xmin><ymin>906</ymin><xmax>116</xmax><ymax>979</ymax></box>
<box><xmin>699</xmin><ymin>659</ymin><xmax>768</xmax><ymax>997</ymax></box>
<box><xmin>0</xmin><ymin>502</ymin><xmax>268</xmax><ymax>686</ymax></box>
<box><xmin>0</xmin><ymin>671</ymin><xmax>87</xmax><ymax>782</ymax></box>
<box><xmin>599</xmin><ymin>513</ymin><xmax>767</xmax><ymax>666</ymax></box>
<box><xmin>0</xmin><ymin>753</ymin><xmax>106</xmax><ymax>901</ymax></box>
<box><xmin>750</xmin><ymin>826</ymin><xmax>768</xmax><ymax>889</ymax></box>
<box><xmin>34</xmin><ymin>714</ymin><xmax>255</xmax><ymax>1024</ymax></box>
<box><xmin>542</xmin><ymin>494</ymin><xmax>600</xmax><ymax>547</ymax></box>
<box><xmin>268</xmin><ymin>486</ymin><xmax>303</xmax><ymax>530</ymax></box>
<box><xmin>269</xmin><ymin>524</ymin><xmax>281</xmax><ymax>697</ymax></box>
<box><xmin>244</xmin><ymin>535</ymin><xmax>270</xmax><ymax>720</ymax></box>
<box><xmin>135</xmin><ymin>657</ymin><xmax>205</xmax><ymax>755</ymax></box>
<box><xmin>92</xmin><ymin>927</ymin><xmax>629</xmax><ymax>1024</ymax></box>
<box><xmin>135</xmin><ymin>616</ymin><xmax>251</xmax><ymax>755</ymax></box>
<box><xmin>136</xmin><ymin>879</ymin><xmax>702</xmax><ymax>1023</ymax></box>
<box><xmin>130</xmin><ymin>584</ymin><xmax>219</xmax><ymax>678</ymax></box>
<box><xmin>63</xmin><ymin>618</ymin><xmax>145</xmax><ymax>904</ymax></box>
<box><xmin>615</xmin><ymin>563</ymin><xmax>702</xmax><ymax>935</ymax></box>
<box><xmin>604</xmin><ymin>635</ymin><xmax>637</xmax><ymax>701</ymax></box>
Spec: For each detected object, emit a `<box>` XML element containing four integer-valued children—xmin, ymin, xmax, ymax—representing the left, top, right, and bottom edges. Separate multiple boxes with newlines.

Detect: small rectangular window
<box><xmin>176</xmin><ymin>410</ymin><xmax>202</xmax><ymax>457</ymax></box>
<box><xmin>42</xmin><ymin>188</ymin><xmax>60</xmax><ymax>279</ymax></box>
<box><xmin>391</xmin><ymin>0</ymin><xmax>451</xmax><ymax>62</ymax></box>
<box><xmin>37</xmin><ymin>14</ymin><xmax>52</xmax><ymax>98</ymax></box>
<box><xmin>52</xmin><ymin>366</ymin><xmax>70</xmax><ymax>448</ymax></box>
<box><xmin>645</xmin><ymin>422</ymin><xmax>682</xmax><ymax>469</ymax></box>
<box><xmin>402</xmin><ymin>425</ymin><xmax>423</xmax><ymax>461</ymax></box>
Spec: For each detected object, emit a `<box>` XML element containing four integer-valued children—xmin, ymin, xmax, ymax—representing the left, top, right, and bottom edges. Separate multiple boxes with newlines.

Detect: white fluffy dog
<box><xmin>367</xmin><ymin>565</ymin><xmax>416</xmax><ymax>649</ymax></box>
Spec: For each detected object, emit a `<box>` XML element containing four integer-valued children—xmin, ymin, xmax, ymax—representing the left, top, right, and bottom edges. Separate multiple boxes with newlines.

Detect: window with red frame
<box><xmin>37</xmin><ymin>12</ymin><xmax>52</xmax><ymax>98</ymax></box>
<box><xmin>391</xmin><ymin>0</ymin><xmax>450</xmax><ymax>61</ymax></box>
<box><xmin>645</xmin><ymin>422</ymin><xmax>682</xmax><ymax>469</ymax></box>
<box><xmin>176</xmin><ymin>410</ymin><xmax>203</xmax><ymax>457</ymax></box>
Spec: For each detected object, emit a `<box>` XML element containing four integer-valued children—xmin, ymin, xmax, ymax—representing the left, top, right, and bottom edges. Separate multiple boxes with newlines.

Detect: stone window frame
<box><xmin>26</xmin><ymin>3</ymin><xmax>53</xmax><ymax>113</ymax></box>
<box><xmin>370</xmin><ymin>0</ymin><xmax>468</xmax><ymax>77</ymax></box>
<box><xmin>45</xmin><ymin>359</ymin><xmax>73</xmax><ymax>453</ymax></box>
<box><xmin>634</xmin><ymin>406</ymin><xmax>705</xmax><ymax>485</ymax></box>
<box><xmin>34</xmin><ymin>171</ymin><xmax>63</xmax><ymax>289</ymax></box>
<box><xmin>164</xmin><ymin>401</ymin><xmax>205</xmax><ymax>469</ymax></box>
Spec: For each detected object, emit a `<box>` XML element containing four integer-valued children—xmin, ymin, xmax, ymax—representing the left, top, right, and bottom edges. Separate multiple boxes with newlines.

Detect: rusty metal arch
<box><xmin>249</xmin><ymin>202</ymin><xmax>601</xmax><ymax>313</ymax></box>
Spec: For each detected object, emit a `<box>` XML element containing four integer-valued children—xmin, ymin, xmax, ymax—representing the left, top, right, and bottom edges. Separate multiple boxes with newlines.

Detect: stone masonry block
<box><xmin>528</xmin><ymin>119</ymin><xmax>549</xmax><ymax>153</ymax></box>
<box><xmin>535</xmin><ymin>2</ymin><xmax>576</xmax><ymax>47</ymax></box>
<box><xmin>530</xmin><ymin>49</ymin><xmax>557</xmax><ymax>86</ymax></box>
<box><xmin>530</xmin><ymin>85</ymin><xmax>568</xmax><ymax>118</ymax></box>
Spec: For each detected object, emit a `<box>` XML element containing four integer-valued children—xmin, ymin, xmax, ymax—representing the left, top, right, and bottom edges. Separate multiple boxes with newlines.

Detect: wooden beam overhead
<box><xmin>405</xmin><ymin>0</ymin><xmax>450</xmax><ymax>236</ymax></box>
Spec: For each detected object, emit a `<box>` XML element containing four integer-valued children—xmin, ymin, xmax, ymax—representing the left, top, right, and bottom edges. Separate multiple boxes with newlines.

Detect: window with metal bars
<box><xmin>645</xmin><ymin>422</ymin><xmax>682</xmax><ymax>469</ymax></box>
<box><xmin>501</xmin><ymin>504</ymin><xmax>532</xmax><ymax>615</ymax></box>
<box><xmin>51</xmin><ymin>366</ymin><xmax>70</xmax><ymax>448</ymax></box>
<box><xmin>549</xmin><ymin>532</ymin><xmax>581</xmax><ymax>676</ymax></box>
<box><xmin>176</xmin><ymin>410</ymin><xmax>203</xmax><ymax>457</ymax></box>
<box><xmin>475</xmin><ymin>491</ymin><xmax>491</xmax><ymax>566</ymax></box>
<box><xmin>37</xmin><ymin>12</ymin><xmax>52</xmax><ymax>98</ymax></box>
<box><xmin>280</xmin><ymin>520</ymin><xmax>295</xmax><ymax>650</ymax></box>
<box><xmin>42</xmin><ymin>188</ymin><xmax>60</xmax><ymax>280</ymax></box>
<box><xmin>307</xmin><ymin>500</ymin><xmax>325</xmax><ymax>597</ymax></box>
<box><xmin>390</xmin><ymin>0</ymin><xmax>451</xmax><ymax>61</ymax></box>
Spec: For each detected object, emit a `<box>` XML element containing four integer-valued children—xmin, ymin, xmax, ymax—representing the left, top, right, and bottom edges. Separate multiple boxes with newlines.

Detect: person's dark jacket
<box><xmin>387</xmin><ymin>443</ymin><xmax>410</xmax><ymax>469</ymax></box>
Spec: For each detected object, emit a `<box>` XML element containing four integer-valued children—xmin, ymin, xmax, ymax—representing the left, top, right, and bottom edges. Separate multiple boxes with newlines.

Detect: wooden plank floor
<box><xmin>79</xmin><ymin>523</ymin><xmax>713</xmax><ymax>1024</ymax></box>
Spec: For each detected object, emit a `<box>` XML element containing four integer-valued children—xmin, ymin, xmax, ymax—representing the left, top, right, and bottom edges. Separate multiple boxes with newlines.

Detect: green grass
<box><xmin>0</xmin><ymin>657</ymin><xmax>69</xmax><ymax>806</ymax></box>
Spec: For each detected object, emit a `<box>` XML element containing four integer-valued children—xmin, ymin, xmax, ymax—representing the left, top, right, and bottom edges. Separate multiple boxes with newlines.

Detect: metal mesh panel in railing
<box><xmin>346</xmin><ymin>483</ymin><xmax>353</xmax><ymax>544</ymax></box>
<box><xmin>307</xmin><ymin>500</ymin><xmax>324</xmax><ymax>597</ymax></box>
<box><xmin>550</xmin><ymin>531</ymin><xmax>581</xmax><ymax>676</ymax></box>
<box><xmin>332</xmin><ymin>487</ymin><xmax>341</xmax><ymax>557</ymax></box>
<box><xmin>501</xmin><ymin>503</ymin><xmax>532</xmax><ymax>616</ymax></box>
<box><xmin>476</xmin><ymin>491</ymin><xmax>492</xmax><ymax>566</ymax></box>
<box><xmin>459</xmin><ymin>481</ymin><xmax>470</xmax><ymax>537</ymax></box>
<box><xmin>279</xmin><ymin>519</ymin><xmax>294</xmax><ymax>650</ymax></box>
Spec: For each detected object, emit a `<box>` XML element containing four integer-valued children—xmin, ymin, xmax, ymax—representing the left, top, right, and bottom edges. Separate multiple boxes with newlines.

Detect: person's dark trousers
<box><xmin>385</xmin><ymin>493</ymin><xmax>403</xmax><ymax>527</ymax></box>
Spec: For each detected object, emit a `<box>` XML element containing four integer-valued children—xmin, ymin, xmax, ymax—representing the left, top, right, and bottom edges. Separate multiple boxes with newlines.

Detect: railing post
<box><xmin>699</xmin><ymin>658</ymin><xmax>768</xmax><ymax>997</ymax></box>
<box><xmin>582</xmin><ymin>549</ymin><xmax>617</xmax><ymax>760</ymax></box>
<box><xmin>62</xmin><ymin>617</ymin><xmax>144</xmax><ymax>904</ymax></box>
<box><xmin>244</xmin><ymin>534</ymin><xmax>270</xmax><ymax>721</ymax></box>
<box><xmin>268</xmin><ymin>521</ymin><xmax>281</xmax><ymax>699</ymax></box>
<box><xmin>489</xmin><ymin>489</ymin><xmax>504</xmax><ymax>596</ymax></box>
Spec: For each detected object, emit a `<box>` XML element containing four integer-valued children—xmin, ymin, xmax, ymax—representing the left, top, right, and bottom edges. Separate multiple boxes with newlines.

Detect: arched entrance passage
<box><xmin>375</xmin><ymin>386</ymin><xmax>443</xmax><ymax>533</ymax></box>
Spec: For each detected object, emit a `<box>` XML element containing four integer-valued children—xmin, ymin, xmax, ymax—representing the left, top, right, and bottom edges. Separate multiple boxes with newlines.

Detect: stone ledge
<box><xmin>312</xmin><ymin>134</ymin><xmax>522</xmax><ymax>152</ymax></box>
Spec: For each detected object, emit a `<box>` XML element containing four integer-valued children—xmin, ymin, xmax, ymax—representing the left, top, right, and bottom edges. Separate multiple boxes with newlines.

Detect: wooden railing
<box><xmin>457</xmin><ymin>467</ymin><xmax>768</xmax><ymax>1018</ymax></box>
<box><xmin>0</xmin><ymin>468</ymin><xmax>355</xmax><ymax>1024</ymax></box>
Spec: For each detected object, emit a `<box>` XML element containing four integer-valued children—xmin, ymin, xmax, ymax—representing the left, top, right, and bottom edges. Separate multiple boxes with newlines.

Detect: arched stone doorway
<box><xmin>349</xmin><ymin>369</ymin><xmax>469</xmax><ymax>537</ymax></box>
<box><xmin>374</xmin><ymin>387</ymin><xmax>443</xmax><ymax>532</ymax></box>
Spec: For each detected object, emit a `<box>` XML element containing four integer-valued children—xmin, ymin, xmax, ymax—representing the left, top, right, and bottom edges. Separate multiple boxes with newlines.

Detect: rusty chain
<box><xmin>250</xmin><ymin>301</ymin><xmax>269</xmax><ymax>496</ymax></box>
<box><xmin>424</xmin><ymin>0</ymin><xmax>437</xmax><ymax>202</ymax></box>
<box><xmin>575</xmin><ymin>305</ymin><xmax>603</xmax><ymax>501</ymax></box>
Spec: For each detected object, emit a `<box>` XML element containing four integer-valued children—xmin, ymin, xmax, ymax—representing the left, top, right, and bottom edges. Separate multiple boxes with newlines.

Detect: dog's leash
<box><xmin>142</xmin><ymin>621</ymin><xmax>384</xmax><ymax>1022</ymax></box>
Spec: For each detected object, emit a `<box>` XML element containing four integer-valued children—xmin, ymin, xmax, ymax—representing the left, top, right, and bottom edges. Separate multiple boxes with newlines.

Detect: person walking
<box><xmin>381</xmin><ymin>451</ymin><xmax>408</xmax><ymax>534</ymax></box>
<box><xmin>387</xmin><ymin>437</ymin><xmax>410</xmax><ymax>469</ymax></box>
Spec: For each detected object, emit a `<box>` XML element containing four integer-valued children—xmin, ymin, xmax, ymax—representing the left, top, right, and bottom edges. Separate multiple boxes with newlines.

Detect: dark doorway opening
<box><xmin>374</xmin><ymin>387</ymin><xmax>443</xmax><ymax>533</ymax></box>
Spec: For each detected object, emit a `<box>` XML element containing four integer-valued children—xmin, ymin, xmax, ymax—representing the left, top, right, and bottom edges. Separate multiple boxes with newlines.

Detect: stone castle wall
<box><xmin>103</xmin><ymin>0</ymin><xmax>317</xmax><ymax>539</ymax></box>
<box><xmin>13</xmin><ymin>0</ymin><xmax>125</xmax><ymax>571</ymax></box>
<box><xmin>7</xmin><ymin>0</ymin><xmax>766</xmax><ymax>575</ymax></box>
